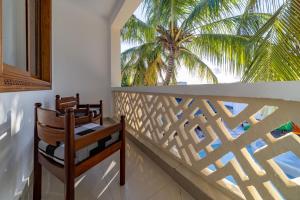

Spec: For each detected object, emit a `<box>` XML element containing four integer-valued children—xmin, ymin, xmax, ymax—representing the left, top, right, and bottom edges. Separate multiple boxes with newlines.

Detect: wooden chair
<box><xmin>56</xmin><ymin>93</ymin><xmax>103</xmax><ymax>125</ymax></box>
<box><xmin>33</xmin><ymin>103</ymin><xmax>125</xmax><ymax>200</ymax></box>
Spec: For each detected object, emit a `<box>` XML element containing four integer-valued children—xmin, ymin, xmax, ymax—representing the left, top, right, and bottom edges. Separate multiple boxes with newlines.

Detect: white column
<box><xmin>111</xmin><ymin>28</ymin><xmax>121</xmax><ymax>87</ymax></box>
<box><xmin>110</xmin><ymin>0</ymin><xmax>142</xmax><ymax>87</ymax></box>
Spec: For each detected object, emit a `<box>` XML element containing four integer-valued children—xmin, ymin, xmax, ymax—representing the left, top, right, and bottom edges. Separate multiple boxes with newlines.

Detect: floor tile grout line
<box><xmin>116</xmin><ymin>140</ymin><xmax>192</xmax><ymax>200</ymax></box>
<box><xmin>106</xmin><ymin>143</ymin><xmax>173</xmax><ymax>200</ymax></box>
<box><xmin>145</xmin><ymin>180</ymin><xmax>172</xmax><ymax>200</ymax></box>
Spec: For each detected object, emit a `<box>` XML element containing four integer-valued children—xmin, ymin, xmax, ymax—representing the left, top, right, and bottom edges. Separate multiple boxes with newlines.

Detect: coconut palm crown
<box><xmin>121</xmin><ymin>0</ymin><xmax>300</xmax><ymax>86</ymax></box>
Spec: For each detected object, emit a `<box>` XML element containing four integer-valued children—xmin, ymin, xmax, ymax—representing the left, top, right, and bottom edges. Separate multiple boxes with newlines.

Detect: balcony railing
<box><xmin>112</xmin><ymin>82</ymin><xmax>300</xmax><ymax>200</ymax></box>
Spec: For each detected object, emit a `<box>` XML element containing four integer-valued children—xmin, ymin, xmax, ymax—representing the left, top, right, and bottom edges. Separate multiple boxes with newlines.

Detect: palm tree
<box><xmin>121</xmin><ymin>0</ymin><xmax>300</xmax><ymax>86</ymax></box>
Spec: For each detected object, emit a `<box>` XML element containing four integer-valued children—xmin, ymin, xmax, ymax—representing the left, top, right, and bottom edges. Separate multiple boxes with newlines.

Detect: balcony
<box><xmin>1</xmin><ymin>0</ymin><xmax>300</xmax><ymax>200</ymax></box>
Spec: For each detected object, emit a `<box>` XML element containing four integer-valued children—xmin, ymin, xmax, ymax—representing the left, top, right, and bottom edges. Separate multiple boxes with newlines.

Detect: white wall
<box><xmin>52</xmin><ymin>0</ymin><xmax>111</xmax><ymax>116</ymax></box>
<box><xmin>0</xmin><ymin>91</ymin><xmax>53</xmax><ymax>199</ymax></box>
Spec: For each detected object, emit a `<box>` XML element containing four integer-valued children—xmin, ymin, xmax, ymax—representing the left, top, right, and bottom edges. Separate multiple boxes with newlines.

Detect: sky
<box><xmin>121</xmin><ymin>2</ymin><xmax>242</xmax><ymax>85</ymax></box>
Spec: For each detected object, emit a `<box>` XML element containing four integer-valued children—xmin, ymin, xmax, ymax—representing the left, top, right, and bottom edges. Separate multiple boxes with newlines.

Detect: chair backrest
<box><xmin>35</xmin><ymin>104</ymin><xmax>71</xmax><ymax>146</ymax></box>
<box><xmin>56</xmin><ymin>94</ymin><xmax>80</xmax><ymax>113</ymax></box>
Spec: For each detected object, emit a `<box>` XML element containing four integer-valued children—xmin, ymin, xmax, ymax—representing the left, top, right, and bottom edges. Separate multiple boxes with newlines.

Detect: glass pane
<box><xmin>3</xmin><ymin>0</ymin><xmax>27</xmax><ymax>70</ymax></box>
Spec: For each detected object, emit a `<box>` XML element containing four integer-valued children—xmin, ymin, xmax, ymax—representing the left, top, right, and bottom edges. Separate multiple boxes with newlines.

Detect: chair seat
<box><xmin>38</xmin><ymin>123</ymin><xmax>120</xmax><ymax>165</ymax></box>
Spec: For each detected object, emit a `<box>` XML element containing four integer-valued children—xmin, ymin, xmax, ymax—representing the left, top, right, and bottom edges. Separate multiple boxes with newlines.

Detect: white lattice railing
<box><xmin>112</xmin><ymin>82</ymin><xmax>300</xmax><ymax>200</ymax></box>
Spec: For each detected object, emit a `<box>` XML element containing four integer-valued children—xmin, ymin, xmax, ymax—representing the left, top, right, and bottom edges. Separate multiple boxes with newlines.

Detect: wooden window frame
<box><xmin>0</xmin><ymin>0</ymin><xmax>52</xmax><ymax>93</ymax></box>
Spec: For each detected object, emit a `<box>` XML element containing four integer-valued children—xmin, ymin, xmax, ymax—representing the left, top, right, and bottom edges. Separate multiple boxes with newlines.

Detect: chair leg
<box><xmin>33</xmin><ymin>161</ymin><xmax>42</xmax><ymax>200</ymax></box>
<box><xmin>120</xmin><ymin>146</ymin><xmax>125</xmax><ymax>186</ymax></box>
<box><xmin>65</xmin><ymin>108</ymin><xmax>75</xmax><ymax>200</ymax></box>
<box><xmin>34</xmin><ymin>103</ymin><xmax>42</xmax><ymax>200</ymax></box>
<box><xmin>120</xmin><ymin>116</ymin><xmax>126</xmax><ymax>186</ymax></box>
<box><xmin>65</xmin><ymin>176</ymin><xmax>75</xmax><ymax>200</ymax></box>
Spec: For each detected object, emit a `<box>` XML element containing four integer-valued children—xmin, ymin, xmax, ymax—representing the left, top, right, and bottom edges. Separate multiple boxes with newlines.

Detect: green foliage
<box><xmin>242</xmin><ymin>0</ymin><xmax>300</xmax><ymax>82</ymax></box>
<box><xmin>121</xmin><ymin>0</ymin><xmax>300</xmax><ymax>86</ymax></box>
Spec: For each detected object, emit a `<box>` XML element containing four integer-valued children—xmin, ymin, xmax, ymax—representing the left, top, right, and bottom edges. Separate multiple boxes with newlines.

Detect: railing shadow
<box><xmin>0</xmin><ymin>111</ymin><xmax>14</xmax><ymax>197</ymax></box>
<box><xmin>0</xmin><ymin>111</ymin><xmax>12</xmax><ymax>169</ymax></box>
<box><xmin>0</xmin><ymin>94</ymin><xmax>50</xmax><ymax>199</ymax></box>
<box><xmin>0</xmin><ymin>109</ymin><xmax>30</xmax><ymax>198</ymax></box>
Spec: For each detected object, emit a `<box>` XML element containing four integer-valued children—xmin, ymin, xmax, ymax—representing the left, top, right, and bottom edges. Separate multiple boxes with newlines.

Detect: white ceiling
<box><xmin>67</xmin><ymin>0</ymin><xmax>123</xmax><ymax>18</ymax></box>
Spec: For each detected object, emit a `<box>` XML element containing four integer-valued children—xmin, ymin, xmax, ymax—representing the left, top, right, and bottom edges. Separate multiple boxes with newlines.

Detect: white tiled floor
<box><xmin>31</xmin><ymin>140</ymin><xmax>195</xmax><ymax>200</ymax></box>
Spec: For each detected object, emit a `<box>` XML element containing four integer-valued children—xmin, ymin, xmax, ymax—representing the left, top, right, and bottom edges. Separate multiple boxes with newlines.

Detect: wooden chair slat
<box><xmin>75</xmin><ymin>124</ymin><xmax>122</xmax><ymax>151</ymax></box>
<box><xmin>75</xmin><ymin>142</ymin><xmax>122</xmax><ymax>177</ymax></box>
<box><xmin>89</xmin><ymin>104</ymin><xmax>101</xmax><ymax>108</ymax></box>
<box><xmin>75</xmin><ymin>116</ymin><xmax>92</xmax><ymax>126</ymax></box>
<box><xmin>60</xmin><ymin>97</ymin><xmax>76</xmax><ymax>102</ymax></box>
<box><xmin>37</xmin><ymin>108</ymin><xmax>64</xmax><ymax>128</ymax></box>
<box><xmin>57</xmin><ymin>101</ymin><xmax>77</xmax><ymax>109</ymax></box>
<box><xmin>37</xmin><ymin>123</ymin><xmax>65</xmax><ymax>145</ymax></box>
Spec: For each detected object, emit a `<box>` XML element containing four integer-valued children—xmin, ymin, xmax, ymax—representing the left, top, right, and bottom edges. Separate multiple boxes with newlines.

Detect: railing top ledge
<box><xmin>112</xmin><ymin>81</ymin><xmax>300</xmax><ymax>102</ymax></box>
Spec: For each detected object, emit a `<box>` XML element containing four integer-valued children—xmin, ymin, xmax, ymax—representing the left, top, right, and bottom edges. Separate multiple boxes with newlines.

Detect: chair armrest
<box><xmin>79</xmin><ymin>101</ymin><xmax>102</xmax><ymax>110</ymax></box>
<box><xmin>88</xmin><ymin>104</ymin><xmax>101</xmax><ymax>108</ymax></box>
<box><xmin>77</xmin><ymin>104</ymin><xmax>90</xmax><ymax>109</ymax></box>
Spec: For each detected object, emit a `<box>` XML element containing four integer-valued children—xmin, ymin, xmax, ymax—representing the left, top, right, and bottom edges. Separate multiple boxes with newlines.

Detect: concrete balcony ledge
<box><xmin>112</xmin><ymin>81</ymin><xmax>300</xmax><ymax>102</ymax></box>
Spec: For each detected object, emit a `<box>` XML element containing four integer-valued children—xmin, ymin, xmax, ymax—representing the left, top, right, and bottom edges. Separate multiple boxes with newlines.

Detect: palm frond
<box><xmin>121</xmin><ymin>42</ymin><xmax>156</xmax><ymax>67</ymax></box>
<box><xmin>179</xmin><ymin>48</ymin><xmax>218</xmax><ymax>83</ymax></box>
<box><xmin>190</xmin><ymin>34</ymin><xmax>251</xmax><ymax>75</ymax></box>
<box><xmin>121</xmin><ymin>42</ymin><xmax>164</xmax><ymax>86</ymax></box>
<box><xmin>251</xmin><ymin>4</ymin><xmax>285</xmax><ymax>42</ymax></box>
<box><xmin>121</xmin><ymin>15</ymin><xmax>155</xmax><ymax>45</ymax></box>
<box><xmin>132</xmin><ymin>59</ymin><xmax>147</xmax><ymax>86</ymax></box>
<box><xmin>242</xmin><ymin>0</ymin><xmax>286</xmax><ymax>14</ymax></box>
<box><xmin>144</xmin><ymin>55</ymin><xmax>166</xmax><ymax>86</ymax></box>
<box><xmin>183</xmin><ymin>0</ymin><xmax>242</xmax><ymax>30</ymax></box>
<box><xmin>243</xmin><ymin>0</ymin><xmax>300</xmax><ymax>82</ymax></box>
<box><xmin>199</xmin><ymin>13</ymin><xmax>271</xmax><ymax>35</ymax></box>
<box><xmin>141</xmin><ymin>0</ymin><xmax>196</xmax><ymax>27</ymax></box>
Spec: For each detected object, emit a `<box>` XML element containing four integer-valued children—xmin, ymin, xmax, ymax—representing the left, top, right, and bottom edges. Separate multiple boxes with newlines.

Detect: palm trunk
<box><xmin>164</xmin><ymin>46</ymin><xmax>176</xmax><ymax>86</ymax></box>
